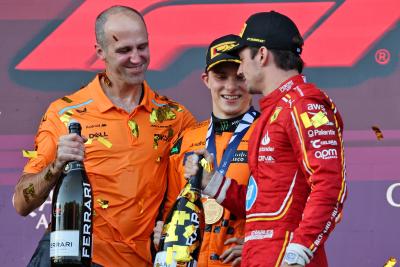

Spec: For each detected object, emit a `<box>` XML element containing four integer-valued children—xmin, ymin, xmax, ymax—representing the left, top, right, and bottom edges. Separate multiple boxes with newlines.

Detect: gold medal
<box><xmin>204</xmin><ymin>198</ymin><xmax>224</xmax><ymax>224</ymax></box>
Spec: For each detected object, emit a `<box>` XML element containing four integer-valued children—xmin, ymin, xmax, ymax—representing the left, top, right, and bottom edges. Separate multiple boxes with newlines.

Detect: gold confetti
<box><xmin>43</xmin><ymin>168</ymin><xmax>53</xmax><ymax>181</ymax></box>
<box><xmin>23</xmin><ymin>183</ymin><xmax>36</xmax><ymax>203</ymax></box>
<box><xmin>97</xmin><ymin>199</ymin><xmax>109</xmax><ymax>209</ymax></box>
<box><xmin>300</xmin><ymin>111</ymin><xmax>329</xmax><ymax>129</ymax></box>
<box><xmin>22</xmin><ymin>150</ymin><xmax>37</xmax><ymax>158</ymax></box>
<box><xmin>156</xmin><ymin>156</ymin><xmax>162</xmax><ymax>162</ymax></box>
<box><xmin>183</xmin><ymin>225</ymin><xmax>196</xmax><ymax>238</ymax></box>
<box><xmin>384</xmin><ymin>257</ymin><xmax>397</xmax><ymax>267</ymax></box>
<box><xmin>168</xmin><ymin>127</ymin><xmax>174</xmax><ymax>138</ymax></box>
<box><xmin>128</xmin><ymin>120</ymin><xmax>139</xmax><ymax>138</ymax></box>
<box><xmin>85</xmin><ymin>138</ymin><xmax>93</xmax><ymax>145</ymax></box>
<box><xmin>153</xmin><ymin>135</ymin><xmax>160</xmax><ymax>149</ymax></box>
<box><xmin>181</xmin><ymin>184</ymin><xmax>197</xmax><ymax>202</ymax></box>
<box><xmin>61</xmin><ymin>97</ymin><xmax>73</xmax><ymax>103</ymax></box>
<box><xmin>372</xmin><ymin>125</ymin><xmax>384</xmax><ymax>141</ymax></box>
<box><xmin>200</xmin><ymin>158</ymin><xmax>214</xmax><ymax>173</ymax></box>
<box><xmin>97</xmin><ymin>136</ymin><xmax>112</xmax><ymax>148</ymax></box>
<box><xmin>59</xmin><ymin>110</ymin><xmax>73</xmax><ymax>127</ymax></box>
<box><xmin>150</xmin><ymin>106</ymin><xmax>176</xmax><ymax>124</ymax></box>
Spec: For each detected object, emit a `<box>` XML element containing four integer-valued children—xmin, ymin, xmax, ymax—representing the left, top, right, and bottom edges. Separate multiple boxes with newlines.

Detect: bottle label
<box><xmin>64</xmin><ymin>162</ymin><xmax>84</xmax><ymax>173</ymax></box>
<box><xmin>154</xmin><ymin>251</ymin><xmax>197</xmax><ymax>267</ymax></box>
<box><xmin>50</xmin><ymin>230</ymin><xmax>79</xmax><ymax>257</ymax></box>
<box><xmin>82</xmin><ymin>182</ymin><xmax>92</xmax><ymax>258</ymax></box>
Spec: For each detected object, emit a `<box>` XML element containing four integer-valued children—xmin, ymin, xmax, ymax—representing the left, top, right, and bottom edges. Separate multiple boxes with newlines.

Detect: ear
<box><xmin>95</xmin><ymin>43</ymin><xmax>106</xmax><ymax>61</ymax></box>
<box><xmin>259</xmin><ymin>46</ymin><xmax>269</xmax><ymax>66</ymax></box>
<box><xmin>201</xmin><ymin>72</ymin><xmax>211</xmax><ymax>90</ymax></box>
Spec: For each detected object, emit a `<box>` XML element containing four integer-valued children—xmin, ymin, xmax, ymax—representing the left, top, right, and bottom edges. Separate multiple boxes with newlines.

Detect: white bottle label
<box><xmin>153</xmin><ymin>251</ymin><xmax>197</xmax><ymax>267</ymax></box>
<box><xmin>50</xmin><ymin>230</ymin><xmax>80</xmax><ymax>257</ymax></box>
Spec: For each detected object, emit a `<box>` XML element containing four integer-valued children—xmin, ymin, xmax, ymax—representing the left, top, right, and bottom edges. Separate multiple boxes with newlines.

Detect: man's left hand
<box><xmin>219</xmin><ymin>237</ymin><xmax>243</xmax><ymax>266</ymax></box>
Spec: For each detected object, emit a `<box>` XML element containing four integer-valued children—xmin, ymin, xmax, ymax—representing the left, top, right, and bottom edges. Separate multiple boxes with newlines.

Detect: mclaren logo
<box><xmin>210</xmin><ymin>41</ymin><xmax>239</xmax><ymax>59</ymax></box>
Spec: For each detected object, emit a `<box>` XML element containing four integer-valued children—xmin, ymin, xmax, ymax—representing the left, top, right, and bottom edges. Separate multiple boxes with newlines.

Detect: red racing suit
<box><xmin>203</xmin><ymin>75</ymin><xmax>347</xmax><ymax>267</ymax></box>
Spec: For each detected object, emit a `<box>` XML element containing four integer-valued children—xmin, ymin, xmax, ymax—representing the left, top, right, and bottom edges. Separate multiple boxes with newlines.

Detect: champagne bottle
<box><xmin>154</xmin><ymin>157</ymin><xmax>205</xmax><ymax>267</ymax></box>
<box><xmin>50</xmin><ymin>121</ymin><xmax>93</xmax><ymax>267</ymax></box>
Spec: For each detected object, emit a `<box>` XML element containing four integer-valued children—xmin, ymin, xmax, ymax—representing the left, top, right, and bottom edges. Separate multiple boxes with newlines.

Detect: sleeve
<box><xmin>163</xmin><ymin>136</ymin><xmax>186</xmax><ymax>220</ymax></box>
<box><xmin>203</xmin><ymin>172</ymin><xmax>247</xmax><ymax>219</ymax></box>
<box><xmin>287</xmin><ymin>96</ymin><xmax>347</xmax><ymax>254</ymax></box>
<box><xmin>23</xmin><ymin>105</ymin><xmax>66</xmax><ymax>174</ymax></box>
<box><xmin>179</xmin><ymin>107</ymin><xmax>197</xmax><ymax>132</ymax></box>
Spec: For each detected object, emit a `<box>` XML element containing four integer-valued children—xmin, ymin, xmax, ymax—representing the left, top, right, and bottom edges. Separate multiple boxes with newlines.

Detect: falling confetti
<box><xmin>371</xmin><ymin>125</ymin><xmax>384</xmax><ymax>140</ymax></box>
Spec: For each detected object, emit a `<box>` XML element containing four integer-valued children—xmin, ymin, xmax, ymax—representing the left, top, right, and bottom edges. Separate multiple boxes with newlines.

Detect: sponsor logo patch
<box><xmin>310</xmin><ymin>139</ymin><xmax>338</xmax><ymax>148</ymax></box>
<box><xmin>246</xmin><ymin>176</ymin><xmax>258</xmax><ymax>211</ymax></box>
<box><xmin>315</xmin><ymin>148</ymin><xmax>338</xmax><ymax>159</ymax></box>
<box><xmin>231</xmin><ymin>150</ymin><xmax>248</xmax><ymax>163</ymax></box>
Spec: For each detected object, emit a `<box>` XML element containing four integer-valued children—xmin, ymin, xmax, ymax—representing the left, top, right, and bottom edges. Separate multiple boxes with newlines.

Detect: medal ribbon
<box><xmin>206</xmin><ymin>106</ymin><xmax>259</xmax><ymax>176</ymax></box>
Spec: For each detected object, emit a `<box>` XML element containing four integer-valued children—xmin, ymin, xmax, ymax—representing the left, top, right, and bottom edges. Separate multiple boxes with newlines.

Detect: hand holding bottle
<box><xmin>184</xmin><ymin>149</ymin><xmax>215</xmax><ymax>190</ymax></box>
<box><xmin>53</xmin><ymin>132</ymin><xmax>87</xmax><ymax>174</ymax></box>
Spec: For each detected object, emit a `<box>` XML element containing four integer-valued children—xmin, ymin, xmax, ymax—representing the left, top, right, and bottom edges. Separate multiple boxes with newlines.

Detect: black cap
<box><xmin>205</xmin><ymin>34</ymin><xmax>241</xmax><ymax>72</ymax></box>
<box><xmin>229</xmin><ymin>11</ymin><xmax>303</xmax><ymax>55</ymax></box>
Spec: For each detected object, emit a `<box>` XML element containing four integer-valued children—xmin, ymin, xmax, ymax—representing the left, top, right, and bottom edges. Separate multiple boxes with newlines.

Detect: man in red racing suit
<box><xmin>184</xmin><ymin>11</ymin><xmax>347</xmax><ymax>267</ymax></box>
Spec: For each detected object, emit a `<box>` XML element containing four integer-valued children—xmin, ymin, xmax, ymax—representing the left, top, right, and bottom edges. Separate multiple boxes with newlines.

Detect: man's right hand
<box><xmin>53</xmin><ymin>133</ymin><xmax>87</xmax><ymax>174</ymax></box>
<box><xmin>183</xmin><ymin>149</ymin><xmax>215</xmax><ymax>189</ymax></box>
<box><xmin>13</xmin><ymin>133</ymin><xmax>87</xmax><ymax>216</ymax></box>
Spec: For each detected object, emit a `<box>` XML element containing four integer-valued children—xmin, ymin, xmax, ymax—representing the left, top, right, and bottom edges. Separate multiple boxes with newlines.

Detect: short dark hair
<box><xmin>95</xmin><ymin>5</ymin><xmax>146</xmax><ymax>48</ymax></box>
<box><xmin>249</xmin><ymin>46</ymin><xmax>304</xmax><ymax>73</ymax></box>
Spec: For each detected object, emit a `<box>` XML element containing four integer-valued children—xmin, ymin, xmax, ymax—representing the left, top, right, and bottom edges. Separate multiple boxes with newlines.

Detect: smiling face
<box><xmin>96</xmin><ymin>12</ymin><xmax>150</xmax><ymax>87</ymax></box>
<box><xmin>202</xmin><ymin>62</ymin><xmax>252</xmax><ymax>119</ymax></box>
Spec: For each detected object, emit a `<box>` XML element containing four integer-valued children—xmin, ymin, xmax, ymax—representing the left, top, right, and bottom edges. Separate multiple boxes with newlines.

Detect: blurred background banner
<box><xmin>0</xmin><ymin>1</ymin><xmax>399</xmax><ymax>266</ymax></box>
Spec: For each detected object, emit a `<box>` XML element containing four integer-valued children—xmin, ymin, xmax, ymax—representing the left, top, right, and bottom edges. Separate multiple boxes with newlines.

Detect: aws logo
<box><xmin>15</xmin><ymin>0</ymin><xmax>398</xmax><ymax>71</ymax></box>
<box><xmin>210</xmin><ymin>41</ymin><xmax>239</xmax><ymax>59</ymax></box>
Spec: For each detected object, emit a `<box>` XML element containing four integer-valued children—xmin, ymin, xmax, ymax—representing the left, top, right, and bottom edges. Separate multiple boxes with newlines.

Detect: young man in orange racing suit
<box><xmin>154</xmin><ymin>34</ymin><xmax>259</xmax><ymax>266</ymax></box>
<box><xmin>184</xmin><ymin>12</ymin><xmax>347</xmax><ymax>267</ymax></box>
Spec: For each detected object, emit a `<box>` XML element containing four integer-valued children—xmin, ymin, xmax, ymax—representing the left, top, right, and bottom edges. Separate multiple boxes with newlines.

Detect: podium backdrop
<box><xmin>0</xmin><ymin>1</ymin><xmax>399</xmax><ymax>266</ymax></box>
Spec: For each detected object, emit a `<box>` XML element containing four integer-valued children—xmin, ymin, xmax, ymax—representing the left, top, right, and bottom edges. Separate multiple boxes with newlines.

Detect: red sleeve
<box><xmin>287</xmin><ymin>97</ymin><xmax>347</xmax><ymax>253</ymax></box>
<box><xmin>203</xmin><ymin>172</ymin><xmax>247</xmax><ymax>219</ymax></box>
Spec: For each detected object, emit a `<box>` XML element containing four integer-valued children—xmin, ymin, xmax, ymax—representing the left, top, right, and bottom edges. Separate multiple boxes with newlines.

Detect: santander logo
<box><xmin>261</xmin><ymin>131</ymin><xmax>270</xmax><ymax>146</ymax></box>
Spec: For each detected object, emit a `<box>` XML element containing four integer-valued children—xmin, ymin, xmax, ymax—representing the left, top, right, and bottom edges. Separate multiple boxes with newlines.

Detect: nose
<box><xmin>237</xmin><ymin>63</ymin><xmax>244</xmax><ymax>76</ymax></box>
<box><xmin>225</xmin><ymin>77</ymin><xmax>237</xmax><ymax>91</ymax></box>
<box><xmin>129</xmin><ymin>49</ymin><xmax>141</xmax><ymax>64</ymax></box>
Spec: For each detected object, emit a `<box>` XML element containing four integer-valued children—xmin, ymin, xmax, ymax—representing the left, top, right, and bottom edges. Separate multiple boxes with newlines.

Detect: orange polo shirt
<box><xmin>24</xmin><ymin>75</ymin><xmax>196</xmax><ymax>267</ymax></box>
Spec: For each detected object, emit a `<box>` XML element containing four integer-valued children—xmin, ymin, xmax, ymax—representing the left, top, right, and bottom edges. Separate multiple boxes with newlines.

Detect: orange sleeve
<box><xmin>23</xmin><ymin>105</ymin><xmax>66</xmax><ymax>174</ymax></box>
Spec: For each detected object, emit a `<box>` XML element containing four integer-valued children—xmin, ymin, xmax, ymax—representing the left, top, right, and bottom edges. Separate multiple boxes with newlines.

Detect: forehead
<box><xmin>104</xmin><ymin>13</ymin><xmax>148</xmax><ymax>44</ymax></box>
<box><xmin>239</xmin><ymin>47</ymin><xmax>253</xmax><ymax>58</ymax></box>
<box><xmin>209</xmin><ymin>62</ymin><xmax>240</xmax><ymax>73</ymax></box>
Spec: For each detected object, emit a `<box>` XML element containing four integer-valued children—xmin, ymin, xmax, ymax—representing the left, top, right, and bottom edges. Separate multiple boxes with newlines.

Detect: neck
<box><xmin>100</xmin><ymin>73</ymin><xmax>143</xmax><ymax>113</ymax></box>
<box><xmin>261</xmin><ymin>68</ymin><xmax>299</xmax><ymax>96</ymax></box>
<box><xmin>212</xmin><ymin>112</ymin><xmax>247</xmax><ymax>134</ymax></box>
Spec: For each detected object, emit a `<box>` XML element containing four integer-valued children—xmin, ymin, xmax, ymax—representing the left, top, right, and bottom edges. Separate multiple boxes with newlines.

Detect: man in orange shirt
<box><xmin>154</xmin><ymin>34</ymin><xmax>259</xmax><ymax>266</ymax></box>
<box><xmin>13</xmin><ymin>6</ymin><xmax>195</xmax><ymax>267</ymax></box>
